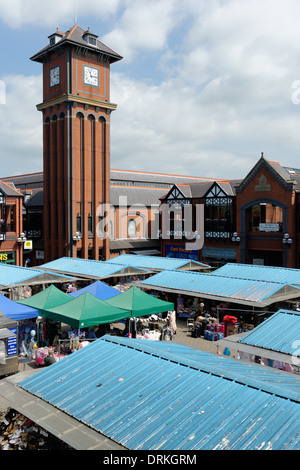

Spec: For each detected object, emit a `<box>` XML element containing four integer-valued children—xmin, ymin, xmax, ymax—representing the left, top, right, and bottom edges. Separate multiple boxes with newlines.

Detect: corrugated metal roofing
<box><xmin>19</xmin><ymin>336</ymin><xmax>300</xmax><ymax>450</ymax></box>
<box><xmin>214</xmin><ymin>263</ymin><xmax>300</xmax><ymax>286</ymax></box>
<box><xmin>0</xmin><ymin>264</ymin><xmax>76</xmax><ymax>289</ymax></box>
<box><xmin>238</xmin><ymin>309</ymin><xmax>300</xmax><ymax>357</ymax></box>
<box><xmin>39</xmin><ymin>257</ymin><xmax>151</xmax><ymax>279</ymax></box>
<box><xmin>138</xmin><ymin>269</ymin><xmax>300</xmax><ymax>307</ymax></box>
<box><xmin>106</xmin><ymin>254</ymin><xmax>209</xmax><ymax>271</ymax></box>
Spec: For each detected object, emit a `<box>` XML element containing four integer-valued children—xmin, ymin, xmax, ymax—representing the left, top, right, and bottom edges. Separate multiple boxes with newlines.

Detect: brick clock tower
<box><xmin>31</xmin><ymin>25</ymin><xmax>122</xmax><ymax>262</ymax></box>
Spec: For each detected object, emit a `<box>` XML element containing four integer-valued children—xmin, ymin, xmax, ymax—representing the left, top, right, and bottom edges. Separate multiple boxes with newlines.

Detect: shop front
<box><xmin>0</xmin><ymin>251</ymin><xmax>16</xmax><ymax>265</ymax></box>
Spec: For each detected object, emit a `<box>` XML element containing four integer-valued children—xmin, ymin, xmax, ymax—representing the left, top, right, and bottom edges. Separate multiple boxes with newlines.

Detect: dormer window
<box><xmin>83</xmin><ymin>28</ymin><xmax>98</xmax><ymax>48</ymax></box>
<box><xmin>48</xmin><ymin>29</ymin><xmax>64</xmax><ymax>46</ymax></box>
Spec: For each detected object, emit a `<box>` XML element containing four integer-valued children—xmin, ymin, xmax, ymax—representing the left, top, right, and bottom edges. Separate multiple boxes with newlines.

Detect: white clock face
<box><xmin>50</xmin><ymin>66</ymin><xmax>60</xmax><ymax>87</ymax></box>
<box><xmin>83</xmin><ymin>65</ymin><xmax>99</xmax><ymax>87</ymax></box>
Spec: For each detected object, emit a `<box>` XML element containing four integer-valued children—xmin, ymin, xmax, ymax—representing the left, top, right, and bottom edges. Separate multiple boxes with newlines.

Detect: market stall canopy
<box><xmin>106</xmin><ymin>254</ymin><xmax>210</xmax><ymax>272</ymax></box>
<box><xmin>16</xmin><ymin>285</ymin><xmax>73</xmax><ymax>311</ymax></box>
<box><xmin>69</xmin><ymin>280</ymin><xmax>121</xmax><ymax>300</ymax></box>
<box><xmin>0</xmin><ymin>263</ymin><xmax>77</xmax><ymax>290</ymax></box>
<box><xmin>38</xmin><ymin>257</ymin><xmax>152</xmax><ymax>280</ymax></box>
<box><xmin>218</xmin><ymin>309</ymin><xmax>300</xmax><ymax>365</ymax></box>
<box><xmin>213</xmin><ymin>263</ymin><xmax>300</xmax><ymax>286</ymax></box>
<box><xmin>104</xmin><ymin>286</ymin><xmax>174</xmax><ymax>317</ymax></box>
<box><xmin>42</xmin><ymin>292</ymin><xmax>131</xmax><ymax>328</ymax></box>
<box><xmin>0</xmin><ymin>293</ymin><xmax>38</xmax><ymax>320</ymax></box>
<box><xmin>137</xmin><ymin>269</ymin><xmax>300</xmax><ymax>308</ymax></box>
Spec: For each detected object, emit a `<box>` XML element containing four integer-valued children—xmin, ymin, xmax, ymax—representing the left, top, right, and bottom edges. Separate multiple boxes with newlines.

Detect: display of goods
<box><xmin>222</xmin><ymin>315</ymin><xmax>238</xmax><ymax>324</ymax></box>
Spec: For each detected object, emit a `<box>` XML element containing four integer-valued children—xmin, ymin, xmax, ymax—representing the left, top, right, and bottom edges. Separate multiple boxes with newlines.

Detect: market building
<box><xmin>160</xmin><ymin>154</ymin><xmax>300</xmax><ymax>268</ymax></box>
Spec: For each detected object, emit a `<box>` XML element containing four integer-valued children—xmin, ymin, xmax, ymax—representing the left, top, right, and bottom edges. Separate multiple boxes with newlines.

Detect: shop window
<box><xmin>249</xmin><ymin>203</ymin><xmax>283</xmax><ymax>232</ymax></box>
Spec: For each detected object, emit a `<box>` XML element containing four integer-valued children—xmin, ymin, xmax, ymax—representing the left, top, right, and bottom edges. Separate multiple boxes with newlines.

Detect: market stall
<box><xmin>16</xmin><ymin>284</ymin><xmax>73</xmax><ymax>311</ymax></box>
<box><xmin>104</xmin><ymin>286</ymin><xmax>174</xmax><ymax>317</ymax></box>
<box><xmin>68</xmin><ymin>280</ymin><xmax>121</xmax><ymax>300</ymax></box>
<box><xmin>0</xmin><ymin>316</ymin><xmax>18</xmax><ymax>376</ymax></box>
<box><xmin>41</xmin><ymin>291</ymin><xmax>131</xmax><ymax>328</ymax></box>
<box><xmin>104</xmin><ymin>286</ymin><xmax>174</xmax><ymax>340</ymax></box>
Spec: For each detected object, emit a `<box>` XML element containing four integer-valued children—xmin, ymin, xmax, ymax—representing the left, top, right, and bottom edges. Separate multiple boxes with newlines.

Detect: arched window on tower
<box><xmin>128</xmin><ymin>218</ymin><xmax>137</xmax><ymax>238</ymax></box>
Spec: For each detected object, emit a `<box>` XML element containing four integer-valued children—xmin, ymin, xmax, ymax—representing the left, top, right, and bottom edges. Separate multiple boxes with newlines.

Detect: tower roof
<box><xmin>30</xmin><ymin>25</ymin><xmax>122</xmax><ymax>64</ymax></box>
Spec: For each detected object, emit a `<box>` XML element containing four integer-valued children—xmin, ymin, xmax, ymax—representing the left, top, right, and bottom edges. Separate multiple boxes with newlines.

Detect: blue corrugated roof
<box><xmin>0</xmin><ymin>263</ymin><xmax>75</xmax><ymax>288</ymax></box>
<box><xmin>138</xmin><ymin>269</ymin><xmax>300</xmax><ymax>306</ymax></box>
<box><xmin>214</xmin><ymin>263</ymin><xmax>300</xmax><ymax>285</ymax></box>
<box><xmin>106</xmin><ymin>254</ymin><xmax>209</xmax><ymax>271</ymax></box>
<box><xmin>238</xmin><ymin>309</ymin><xmax>300</xmax><ymax>357</ymax></box>
<box><xmin>19</xmin><ymin>336</ymin><xmax>300</xmax><ymax>450</ymax></box>
<box><xmin>39</xmin><ymin>257</ymin><xmax>150</xmax><ymax>279</ymax></box>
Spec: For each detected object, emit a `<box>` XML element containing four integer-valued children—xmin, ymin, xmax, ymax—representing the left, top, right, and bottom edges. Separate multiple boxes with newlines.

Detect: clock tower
<box><xmin>31</xmin><ymin>25</ymin><xmax>122</xmax><ymax>262</ymax></box>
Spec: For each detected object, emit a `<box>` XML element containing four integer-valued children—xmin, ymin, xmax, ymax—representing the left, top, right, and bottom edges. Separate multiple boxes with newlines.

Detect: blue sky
<box><xmin>1</xmin><ymin>0</ymin><xmax>300</xmax><ymax>180</ymax></box>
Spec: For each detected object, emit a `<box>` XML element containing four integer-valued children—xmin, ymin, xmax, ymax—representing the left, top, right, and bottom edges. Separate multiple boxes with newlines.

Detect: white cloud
<box><xmin>0</xmin><ymin>0</ymin><xmax>121</xmax><ymax>28</ymax></box>
<box><xmin>2</xmin><ymin>1</ymin><xmax>300</xmax><ymax>180</ymax></box>
<box><xmin>102</xmin><ymin>0</ymin><xmax>178</xmax><ymax>61</ymax></box>
<box><xmin>0</xmin><ymin>74</ymin><xmax>42</xmax><ymax>176</ymax></box>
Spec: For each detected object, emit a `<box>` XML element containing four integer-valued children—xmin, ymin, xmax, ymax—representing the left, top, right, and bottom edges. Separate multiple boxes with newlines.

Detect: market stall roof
<box><xmin>15</xmin><ymin>335</ymin><xmax>300</xmax><ymax>450</ymax></box>
<box><xmin>38</xmin><ymin>257</ymin><xmax>152</xmax><ymax>280</ymax></box>
<box><xmin>42</xmin><ymin>292</ymin><xmax>131</xmax><ymax>328</ymax></box>
<box><xmin>0</xmin><ymin>263</ymin><xmax>77</xmax><ymax>290</ymax></box>
<box><xmin>0</xmin><ymin>328</ymin><xmax>17</xmax><ymax>340</ymax></box>
<box><xmin>218</xmin><ymin>309</ymin><xmax>300</xmax><ymax>366</ymax></box>
<box><xmin>68</xmin><ymin>280</ymin><xmax>121</xmax><ymax>300</ymax></box>
<box><xmin>213</xmin><ymin>263</ymin><xmax>300</xmax><ymax>285</ymax></box>
<box><xmin>136</xmin><ymin>269</ymin><xmax>300</xmax><ymax>307</ymax></box>
<box><xmin>0</xmin><ymin>293</ymin><xmax>38</xmax><ymax>320</ymax></box>
<box><xmin>106</xmin><ymin>253</ymin><xmax>210</xmax><ymax>272</ymax></box>
<box><xmin>16</xmin><ymin>285</ymin><xmax>73</xmax><ymax>311</ymax></box>
<box><xmin>104</xmin><ymin>286</ymin><xmax>174</xmax><ymax>316</ymax></box>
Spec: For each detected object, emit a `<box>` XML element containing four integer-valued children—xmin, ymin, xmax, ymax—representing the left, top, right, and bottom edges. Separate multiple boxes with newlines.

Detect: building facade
<box><xmin>160</xmin><ymin>155</ymin><xmax>300</xmax><ymax>268</ymax></box>
<box><xmin>0</xmin><ymin>181</ymin><xmax>25</xmax><ymax>266</ymax></box>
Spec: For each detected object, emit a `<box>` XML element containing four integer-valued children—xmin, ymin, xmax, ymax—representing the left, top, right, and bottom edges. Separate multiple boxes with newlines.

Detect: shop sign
<box><xmin>259</xmin><ymin>223</ymin><xmax>279</xmax><ymax>232</ymax></box>
<box><xmin>7</xmin><ymin>327</ymin><xmax>17</xmax><ymax>357</ymax></box>
<box><xmin>0</xmin><ymin>252</ymin><xmax>16</xmax><ymax>264</ymax></box>
<box><xmin>24</xmin><ymin>240</ymin><xmax>33</xmax><ymax>250</ymax></box>
<box><xmin>165</xmin><ymin>244</ymin><xmax>198</xmax><ymax>261</ymax></box>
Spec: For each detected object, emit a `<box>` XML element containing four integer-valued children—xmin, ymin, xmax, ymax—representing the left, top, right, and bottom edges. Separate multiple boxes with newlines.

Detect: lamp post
<box><xmin>73</xmin><ymin>231</ymin><xmax>81</xmax><ymax>244</ymax></box>
<box><xmin>282</xmin><ymin>233</ymin><xmax>292</xmax><ymax>247</ymax></box>
<box><xmin>17</xmin><ymin>232</ymin><xmax>27</xmax><ymax>266</ymax></box>
<box><xmin>231</xmin><ymin>232</ymin><xmax>240</xmax><ymax>243</ymax></box>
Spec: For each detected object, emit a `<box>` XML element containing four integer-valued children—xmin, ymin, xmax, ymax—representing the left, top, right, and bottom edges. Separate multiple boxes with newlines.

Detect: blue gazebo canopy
<box><xmin>0</xmin><ymin>293</ymin><xmax>38</xmax><ymax>320</ymax></box>
<box><xmin>69</xmin><ymin>280</ymin><xmax>121</xmax><ymax>301</ymax></box>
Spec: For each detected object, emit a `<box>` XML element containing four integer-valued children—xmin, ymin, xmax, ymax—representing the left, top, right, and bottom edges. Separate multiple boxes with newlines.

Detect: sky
<box><xmin>1</xmin><ymin>0</ymin><xmax>300</xmax><ymax>180</ymax></box>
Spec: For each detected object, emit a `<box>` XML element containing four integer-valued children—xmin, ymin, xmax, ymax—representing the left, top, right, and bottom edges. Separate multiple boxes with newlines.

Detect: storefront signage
<box><xmin>7</xmin><ymin>328</ymin><xmax>17</xmax><ymax>357</ymax></box>
<box><xmin>24</xmin><ymin>240</ymin><xmax>33</xmax><ymax>250</ymax></box>
<box><xmin>259</xmin><ymin>223</ymin><xmax>279</xmax><ymax>232</ymax></box>
<box><xmin>0</xmin><ymin>252</ymin><xmax>16</xmax><ymax>264</ymax></box>
<box><xmin>202</xmin><ymin>247</ymin><xmax>237</xmax><ymax>260</ymax></box>
<box><xmin>165</xmin><ymin>244</ymin><xmax>198</xmax><ymax>261</ymax></box>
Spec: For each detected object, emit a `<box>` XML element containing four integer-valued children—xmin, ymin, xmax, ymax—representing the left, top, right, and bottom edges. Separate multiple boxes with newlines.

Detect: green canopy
<box><xmin>104</xmin><ymin>286</ymin><xmax>174</xmax><ymax>317</ymax></box>
<box><xmin>17</xmin><ymin>284</ymin><xmax>73</xmax><ymax>311</ymax></box>
<box><xmin>41</xmin><ymin>292</ymin><xmax>132</xmax><ymax>328</ymax></box>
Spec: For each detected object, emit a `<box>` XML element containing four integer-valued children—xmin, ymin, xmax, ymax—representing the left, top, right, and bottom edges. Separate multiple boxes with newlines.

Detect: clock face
<box><xmin>83</xmin><ymin>65</ymin><xmax>99</xmax><ymax>87</ymax></box>
<box><xmin>50</xmin><ymin>66</ymin><xmax>60</xmax><ymax>87</ymax></box>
